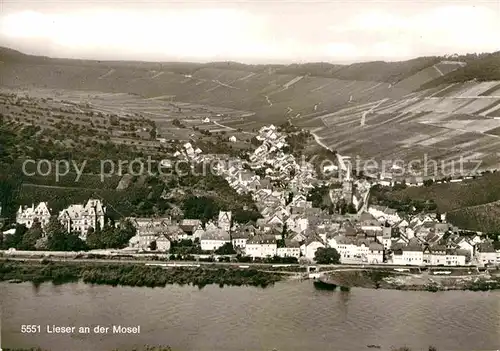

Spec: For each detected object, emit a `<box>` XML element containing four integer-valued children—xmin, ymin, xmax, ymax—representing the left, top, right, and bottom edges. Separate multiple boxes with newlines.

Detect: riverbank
<box><xmin>318</xmin><ymin>269</ymin><xmax>500</xmax><ymax>292</ymax></box>
<box><xmin>0</xmin><ymin>260</ymin><xmax>285</xmax><ymax>288</ymax></box>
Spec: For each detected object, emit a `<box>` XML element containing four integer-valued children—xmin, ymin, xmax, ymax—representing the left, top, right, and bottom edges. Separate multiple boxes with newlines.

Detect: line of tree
<box><xmin>1</xmin><ymin>218</ymin><xmax>137</xmax><ymax>251</ymax></box>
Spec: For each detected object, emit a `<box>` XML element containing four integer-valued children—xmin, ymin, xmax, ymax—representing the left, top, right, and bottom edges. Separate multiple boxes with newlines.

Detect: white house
<box><xmin>245</xmin><ymin>235</ymin><xmax>277</xmax><ymax>258</ymax></box>
<box><xmin>423</xmin><ymin>246</ymin><xmax>467</xmax><ymax>266</ymax></box>
<box><xmin>443</xmin><ymin>251</ymin><xmax>466</xmax><ymax>266</ymax></box>
<box><xmin>329</xmin><ymin>236</ymin><xmax>358</xmax><ymax>263</ymax></box>
<box><xmin>286</xmin><ymin>216</ymin><xmax>309</xmax><ymax>233</ymax></box>
<box><xmin>229</xmin><ymin>136</ymin><xmax>237</xmax><ymax>142</ymax></box>
<box><xmin>277</xmin><ymin>240</ymin><xmax>301</xmax><ymax>258</ymax></box>
<box><xmin>231</xmin><ymin>231</ymin><xmax>251</xmax><ymax>249</ymax></box>
<box><xmin>58</xmin><ymin>199</ymin><xmax>106</xmax><ymax>240</ymax></box>
<box><xmin>218</xmin><ymin>211</ymin><xmax>232</xmax><ymax>232</ymax></box>
<box><xmin>477</xmin><ymin>243</ymin><xmax>497</xmax><ymax>266</ymax></box>
<box><xmin>200</xmin><ymin>229</ymin><xmax>231</xmax><ymax>251</ymax></box>
<box><xmin>367</xmin><ymin>242</ymin><xmax>384</xmax><ymax>264</ymax></box>
<box><xmin>156</xmin><ymin>236</ymin><xmax>171</xmax><ymax>252</ymax></box>
<box><xmin>395</xmin><ymin>245</ymin><xmax>424</xmax><ymax>265</ymax></box>
<box><xmin>368</xmin><ymin>205</ymin><xmax>401</xmax><ymax>225</ymax></box>
<box><xmin>289</xmin><ymin>194</ymin><xmax>312</xmax><ymax>208</ymax></box>
<box><xmin>128</xmin><ymin>227</ymin><xmax>165</xmax><ymax>250</ymax></box>
<box><xmin>300</xmin><ymin>237</ymin><xmax>325</xmax><ymax>261</ymax></box>
<box><xmin>455</xmin><ymin>238</ymin><xmax>474</xmax><ymax>259</ymax></box>
<box><xmin>16</xmin><ymin>202</ymin><xmax>51</xmax><ymax>229</ymax></box>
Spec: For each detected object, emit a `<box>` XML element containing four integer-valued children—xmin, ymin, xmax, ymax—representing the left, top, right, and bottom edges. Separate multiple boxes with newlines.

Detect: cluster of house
<box><xmin>14</xmin><ymin>199</ymin><xmax>106</xmax><ymax>240</ymax></box>
<box><xmin>249</xmin><ymin>125</ymin><xmax>318</xmax><ymax>191</ymax></box>
<box><xmin>125</xmin><ymin>124</ymin><xmax>499</xmax><ymax>266</ymax></box>
<box><xmin>126</xmin><ymin>210</ymin><xmax>303</xmax><ymax>259</ymax></box>
<box><xmin>365</xmin><ymin>205</ymin><xmax>499</xmax><ymax>266</ymax></box>
<box><xmin>123</xmin><ymin>187</ymin><xmax>499</xmax><ymax>267</ymax></box>
<box><xmin>170</xmin><ymin>124</ymin><xmax>326</xmax><ymax>196</ymax></box>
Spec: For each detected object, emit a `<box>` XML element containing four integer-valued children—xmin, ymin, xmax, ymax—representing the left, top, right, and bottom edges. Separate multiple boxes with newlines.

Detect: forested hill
<box><xmin>420</xmin><ymin>52</ymin><xmax>500</xmax><ymax>89</ymax></box>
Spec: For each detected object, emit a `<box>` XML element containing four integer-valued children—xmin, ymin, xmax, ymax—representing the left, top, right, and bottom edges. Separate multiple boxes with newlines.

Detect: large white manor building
<box><xmin>58</xmin><ymin>199</ymin><xmax>106</xmax><ymax>240</ymax></box>
<box><xmin>16</xmin><ymin>202</ymin><xmax>52</xmax><ymax>229</ymax></box>
<box><xmin>17</xmin><ymin>199</ymin><xmax>106</xmax><ymax>240</ymax></box>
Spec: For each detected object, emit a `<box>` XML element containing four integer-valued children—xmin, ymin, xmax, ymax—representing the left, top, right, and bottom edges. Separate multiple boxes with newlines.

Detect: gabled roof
<box><xmin>359</xmin><ymin>212</ymin><xmax>378</xmax><ymax>222</ymax></box>
<box><xmin>402</xmin><ymin>244</ymin><xmax>423</xmax><ymax>252</ymax></box>
<box><xmin>156</xmin><ymin>235</ymin><xmax>171</xmax><ymax>242</ymax></box>
<box><xmin>369</xmin><ymin>242</ymin><xmax>384</xmax><ymax>251</ymax></box>
<box><xmin>478</xmin><ymin>242</ymin><xmax>496</xmax><ymax>253</ymax></box>
<box><xmin>201</xmin><ymin>229</ymin><xmax>230</xmax><ymax>241</ymax></box>
<box><xmin>281</xmin><ymin>239</ymin><xmax>300</xmax><ymax>248</ymax></box>
<box><xmin>391</xmin><ymin>242</ymin><xmax>405</xmax><ymax>251</ymax></box>
<box><xmin>304</xmin><ymin>235</ymin><xmax>325</xmax><ymax>246</ymax></box>
<box><xmin>231</xmin><ymin>231</ymin><xmax>252</xmax><ymax>240</ymax></box>
<box><xmin>289</xmin><ymin>232</ymin><xmax>306</xmax><ymax>242</ymax></box>
<box><xmin>247</xmin><ymin>234</ymin><xmax>276</xmax><ymax>245</ymax></box>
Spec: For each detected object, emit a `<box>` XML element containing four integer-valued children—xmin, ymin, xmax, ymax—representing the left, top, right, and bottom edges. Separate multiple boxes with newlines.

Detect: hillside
<box><xmin>0</xmin><ymin>46</ymin><xmax>443</xmax><ymax>84</ymax></box>
<box><xmin>447</xmin><ymin>201</ymin><xmax>500</xmax><ymax>233</ymax></box>
<box><xmin>420</xmin><ymin>52</ymin><xmax>500</xmax><ymax>89</ymax></box>
<box><xmin>0</xmin><ymin>57</ymin><xmax>408</xmax><ymax>124</ymax></box>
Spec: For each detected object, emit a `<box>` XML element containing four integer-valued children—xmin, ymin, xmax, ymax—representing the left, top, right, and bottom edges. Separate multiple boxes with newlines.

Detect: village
<box><xmin>3</xmin><ymin>124</ymin><xmax>500</xmax><ymax>268</ymax></box>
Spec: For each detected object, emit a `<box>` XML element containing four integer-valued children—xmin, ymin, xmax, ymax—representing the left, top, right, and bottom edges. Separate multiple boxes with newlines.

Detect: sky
<box><xmin>0</xmin><ymin>0</ymin><xmax>499</xmax><ymax>64</ymax></box>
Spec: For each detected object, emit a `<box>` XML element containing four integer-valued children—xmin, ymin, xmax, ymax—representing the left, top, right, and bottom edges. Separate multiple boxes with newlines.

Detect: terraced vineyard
<box><xmin>296</xmin><ymin>80</ymin><xmax>500</xmax><ymax>174</ymax></box>
<box><xmin>0</xmin><ymin>61</ymin><xmax>408</xmax><ymax>129</ymax></box>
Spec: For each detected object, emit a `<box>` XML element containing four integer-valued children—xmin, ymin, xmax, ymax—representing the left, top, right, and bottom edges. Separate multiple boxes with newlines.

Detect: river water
<box><xmin>1</xmin><ymin>281</ymin><xmax>499</xmax><ymax>351</ymax></box>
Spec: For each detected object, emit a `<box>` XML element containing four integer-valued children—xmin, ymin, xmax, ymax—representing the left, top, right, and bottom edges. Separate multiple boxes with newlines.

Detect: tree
<box><xmin>215</xmin><ymin>242</ymin><xmax>236</xmax><ymax>255</ymax></box>
<box><xmin>19</xmin><ymin>222</ymin><xmax>43</xmax><ymax>250</ymax></box>
<box><xmin>233</xmin><ymin>209</ymin><xmax>262</xmax><ymax>224</ymax></box>
<box><xmin>149</xmin><ymin>127</ymin><xmax>157</xmax><ymax>140</ymax></box>
<box><xmin>182</xmin><ymin>196</ymin><xmax>219</xmax><ymax>223</ymax></box>
<box><xmin>86</xmin><ymin>220</ymin><xmax>136</xmax><ymax>249</ymax></box>
<box><xmin>45</xmin><ymin>217</ymin><xmax>66</xmax><ymax>235</ymax></box>
<box><xmin>44</xmin><ymin>218</ymin><xmax>87</xmax><ymax>251</ymax></box>
<box><xmin>149</xmin><ymin>240</ymin><xmax>157</xmax><ymax>251</ymax></box>
<box><xmin>281</xmin><ymin>223</ymin><xmax>288</xmax><ymax>242</ymax></box>
<box><xmin>314</xmin><ymin>247</ymin><xmax>341</xmax><ymax>264</ymax></box>
<box><xmin>3</xmin><ymin>224</ymin><xmax>27</xmax><ymax>249</ymax></box>
<box><xmin>47</xmin><ymin>231</ymin><xmax>87</xmax><ymax>251</ymax></box>
<box><xmin>346</xmin><ymin>203</ymin><xmax>357</xmax><ymax>214</ymax></box>
<box><xmin>423</xmin><ymin>179</ymin><xmax>434</xmax><ymax>187</ymax></box>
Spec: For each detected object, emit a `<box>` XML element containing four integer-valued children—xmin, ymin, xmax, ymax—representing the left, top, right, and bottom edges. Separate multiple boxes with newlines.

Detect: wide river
<box><xmin>1</xmin><ymin>280</ymin><xmax>499</xmax><ymax>351</ymax></box>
